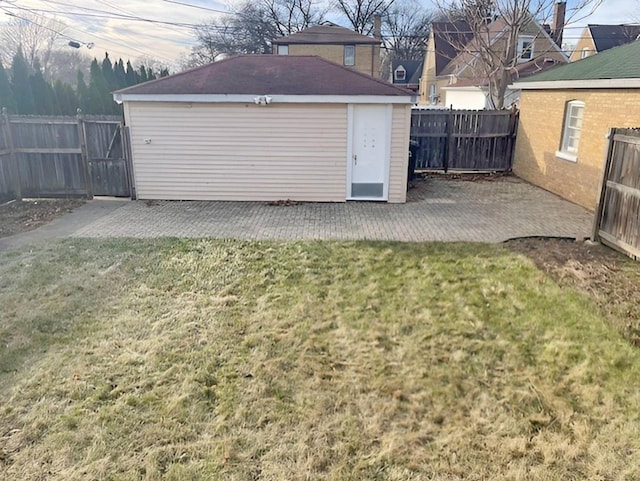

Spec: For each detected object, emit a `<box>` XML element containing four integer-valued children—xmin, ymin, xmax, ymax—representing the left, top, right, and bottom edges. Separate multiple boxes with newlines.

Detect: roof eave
<box><xmin>113</xmin><ymin>93</ymin><xmax>415</xmax><ymax>104</ymax></box>
<box><xmin>512</xmin><ymin>78</ymin><xmax>640</xmax><ymax>89</ymax></box>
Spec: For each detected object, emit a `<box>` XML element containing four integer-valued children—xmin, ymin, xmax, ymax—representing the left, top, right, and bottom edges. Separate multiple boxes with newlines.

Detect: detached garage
<box><xmin>113</xmin><ymin>55</ymin><xmax>414</xmax><ymax>203</ymax></box>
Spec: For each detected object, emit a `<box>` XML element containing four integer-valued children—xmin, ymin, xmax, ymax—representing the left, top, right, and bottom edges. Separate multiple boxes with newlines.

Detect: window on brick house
<box><xmin>344</xmin><ymin>45</ymin><xmax>355</xmax><ymax>66</ymax></box>
<box><xmin>557</xmin><ymin>100</ymin><xmax>584</xmax><ymax>162</ymax></box>
<box><xmin>517</xmin><ymin>35</ymin><xmax>535</xmax><ymax>62</ymax></box>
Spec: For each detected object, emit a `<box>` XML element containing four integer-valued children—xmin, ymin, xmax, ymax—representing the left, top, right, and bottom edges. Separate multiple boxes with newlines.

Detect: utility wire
<box><xmin>1</xmin><ymin>4</ymin><xmax>177</xmax><ymax>62</ymax></box>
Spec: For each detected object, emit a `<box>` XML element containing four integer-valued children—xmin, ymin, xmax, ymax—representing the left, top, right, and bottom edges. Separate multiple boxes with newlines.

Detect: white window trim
<box><xmin>277</xmin><ymin>44</ymin><xmax>289</xmax><ymax>55</ymax></box>
<box><xmin>428</xmin><ymin>84</ymin><xmax>437</xmax><ymax>104</ymax></box>
<box><xmin>555</xmin><ymin>150</ymin><xmax>577</xmax><ymax>162</ymax></box>
<box><xmin>517</xmin><ymin>35</ymin><xmax>535</xmax><ymax>63</ymax></box>
<box><xmin>344</xmin><ymin>45</ymin><xmax>355</xmax><ymax>66</ymax></box>
<box><xmin>557</xmin><ymin>100</ymin><xmax>584</xmax><ymax>162</ymax></box>
<box><xmin>580</xmin><ymin>47</ymin><xmax>589</xmax><ymax>59</ymax></box>
<box><xmin>394</xmin><ymin>66</ymin><xmax>406</xmax><ymax>81</ymax></box>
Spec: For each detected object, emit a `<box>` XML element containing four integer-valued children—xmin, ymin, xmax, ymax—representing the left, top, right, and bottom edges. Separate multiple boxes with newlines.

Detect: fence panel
<box><xmin>0</xmin><ymin>114</ymin><xmax>129</xmax><ymax>199</ymax></box>
<box><xmin>411</xmin><ymin>109</ymin><xmax>518</xmax><ymax>172</ymax></box>
<box><xmin>9</xmin><ymin>116</ymin><xmax>86</xmax><ymax>197</ymax></box>
<box><xmin>593</xmin><ymin>128</ymin><xmax>640</xmax><ymax>259</ymax></box>
<box><xmin>84</xmin><ymin>117</ymin><xmax>130</xmax><ymax>197</ymax></box>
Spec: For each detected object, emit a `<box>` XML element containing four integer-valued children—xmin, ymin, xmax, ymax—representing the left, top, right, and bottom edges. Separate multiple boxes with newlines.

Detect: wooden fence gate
<box><xmin>0</xmin><ymin>111</ymin><xmax>130</xmax><ymax>200</ymax></box>
<box><xmin>592</xmin><ymin>128</ymin><xmax>640</xmax><ymax>259</ymax></box>
<box><xmin>410</xmin><ymin>108</ymin><xmax>519</xmax><ymax>171</ymax></box>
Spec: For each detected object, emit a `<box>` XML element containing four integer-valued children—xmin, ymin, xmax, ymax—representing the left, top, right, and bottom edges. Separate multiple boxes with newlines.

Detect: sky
<box><xmin>0</xmin><ymin>0</ymin><xmax>638</xmax><ymax>67</ymax></box>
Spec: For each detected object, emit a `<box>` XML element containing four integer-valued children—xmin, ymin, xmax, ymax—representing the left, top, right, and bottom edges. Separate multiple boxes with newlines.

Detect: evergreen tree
<box><xmin>138</xmin><ymin>65</ymin><xmax>148</xmax><ymax>83</ymax></box>
<box><xmin>11</xmin><ymin>49</ymin><xmax>35</xmax><ymax>114</ymax></box>
<box><xmin>53</xmin><ymin>79</ymin><xmax>78</xmax><ymax>115</ymax></box>
<box><xmin>125</xmin><ymin>60</ymin><xmax>138</xmax><ymax>86</ymax></box>
<box><xmin>0</xmin><ymin>62</ymin><xmax>16</xmax><ymax>113</ymax></box>
<box><xmin>114</xmin><ymin>58</ymin><xmax>127</xmax><ymax>89</ymax></box>
<box><xmin>88</xmin><ymin>58</ymin><xmax>109</xmax><ymax>114</ymax></box>
<box><xmin>76</xmin><ymin>70</ymin><xmax>89</xmax><ymax>113</ymax></box>
<box><xmin>101</xmin><ymin>52</ymin><xmax>116</xmax><ymax>90</ymax></box>
<box><xmin>30</xmin><ymin>59</ymin><xmax>55</xmax><ymax>115</ymax></box>
<box><xmin>147</xmin><ymin>68</ymin><xmax>157</xmax><ymax>81</ymax></box>
<box><xmin>160</xmin><ymin>68</ymin><xmax>170</xmax><ymax>78</ymax></box>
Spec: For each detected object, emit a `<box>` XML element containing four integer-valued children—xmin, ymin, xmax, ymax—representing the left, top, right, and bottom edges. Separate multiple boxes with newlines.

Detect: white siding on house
<box><xmin>443</xmin><ymin>88</ymin><xmax>488</xmax><ymax>110</ymax></box>
<box><xmin>388</xmin><ymin>104</ymin><xmax>410</xmax><ymax>203</ymax></box>
<box><xmin>126</xmin><ymin>102</ymin><xmax>348</xmax><ymax>201</ymax></box>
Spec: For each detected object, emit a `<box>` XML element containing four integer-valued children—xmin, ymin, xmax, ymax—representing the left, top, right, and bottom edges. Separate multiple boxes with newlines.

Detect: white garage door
<box><xmin>126</xmin><ymin>102</ymin><xmax>348</xmax><ymax>201</ymax></box>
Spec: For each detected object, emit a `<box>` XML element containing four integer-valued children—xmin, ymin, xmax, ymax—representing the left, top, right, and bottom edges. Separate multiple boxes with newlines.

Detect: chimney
<box><xmin>373</xmin><ymin>14</ymin><xmax>382</xmax><ymax>40</ymax></box>
<box><xmin>552</xmin><ymin>2</ymin><xmax>566</xmax><ymax>47</ymax></box>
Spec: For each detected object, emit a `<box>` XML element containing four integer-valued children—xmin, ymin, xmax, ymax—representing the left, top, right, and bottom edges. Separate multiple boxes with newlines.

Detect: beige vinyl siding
<box><xmin>126</xmin><ymin>102</ymin><xmax>348</xmax><ymax>201</ymax></box>
<box><xmin>388</xmin><ymin>104</ymin><xmax>410</xmax><ymax>203</ymax></box>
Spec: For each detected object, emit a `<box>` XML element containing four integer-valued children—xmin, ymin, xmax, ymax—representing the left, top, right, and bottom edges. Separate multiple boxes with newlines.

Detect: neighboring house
<box><xmin>272</xmin><ymin>22</ymin><xmax>382</xmax><ymax>77</ymax></box>
<box><xmin>569</xmin><ymin>24</ymin><xmax>640</xmax><ymax>62</ymax></box>
<box><xmin>391</xmin><ymin>60</ymin><xmax>423</xmax><ymax>93</ymax></box>
<box><xmin>419</xmin><ymin>14</ymin><xmax>568</xmax><ymax>109</ymax></box>
<box><xmin>113</xmin><ymin>55</ymin><xmax>414</xmax><ymax>203</ymax></box>
<box><xmin>512</xmin><ymin>40</ymin><xmax>640</xmax><ymax>210</ymax></box>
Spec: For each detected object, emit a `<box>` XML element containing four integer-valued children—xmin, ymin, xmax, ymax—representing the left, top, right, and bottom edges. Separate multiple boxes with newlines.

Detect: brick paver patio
<box><xmin>71</xmin><ymin>177</ymin><xmax>593</xmax><ymax>243</ymax></box>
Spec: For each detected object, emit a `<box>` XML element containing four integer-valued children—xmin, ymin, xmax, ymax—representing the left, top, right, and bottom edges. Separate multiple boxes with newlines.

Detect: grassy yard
<box><xmin>0</xmin><ymin>239</ymin><xmax>639</xmax><ymax>480</ymax></box>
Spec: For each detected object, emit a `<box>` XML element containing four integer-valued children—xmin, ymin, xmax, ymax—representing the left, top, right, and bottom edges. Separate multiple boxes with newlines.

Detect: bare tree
<box><xmin>0</xmin><ymin>12</ymin><xmax>67</xmax><ymax>77</ymax></box>
<box><xmin>333</xmin><ymin>0</ymin><xmax>396</xmax><ymax>34</ymax></box>
<box><xmin>188</xmin><ymin>0</ymin><xmax>326</xmax><ymax>66</ymax></box>
<box><xmin>47</xmin><ymin>49</ymin><xmax>90</xmax><ymax>86</ymax></box>
<box><xmin>384</xmin><ymin>0</ymin><xmax>434</xmax><ymax>61</ymax></box>
<box><xmin>434</xmin><ymin>0</ymin><xmax>603</xmax><ymax>108</ymax></box>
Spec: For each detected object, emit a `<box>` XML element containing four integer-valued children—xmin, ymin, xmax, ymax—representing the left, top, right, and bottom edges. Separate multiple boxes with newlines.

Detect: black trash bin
<box><xmin>408</xmin><ymin>140</ymin><xmax>419</xmax><ymax>185</ymax></box>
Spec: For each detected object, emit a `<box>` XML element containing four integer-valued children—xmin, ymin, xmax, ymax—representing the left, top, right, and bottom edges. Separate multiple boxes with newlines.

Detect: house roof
<box><xmin>114</xmin><ymin>55</ymin><xmax>412</xmax><ymax>97</ymax></box>
<box><xmin>589</xmin><ymin>24</ymin><xmax>640</xmax><ymax>52</ymax></box>
<box><xmin>439</xmin><ymin>17</ymin><xmax>567</xmax><ymax>78</ymax></box>
<box><xmin>431</xmin><ymin>21</ymin><xmax>474</xmax><ymax>76</ymax></box>
<box><xmin>518</xmin><ymin>40</ymin><xmax>640</xmax><ymax>83</ymax></box>
<box><xmin>272</xmin><ymin>24</ymin><xmax>380</xmax><ymax>45</ymax></box>
<box><xmin>392</xmin><ymin>60</ymin><xmax>423</xmax><ymax>85</ymax></box>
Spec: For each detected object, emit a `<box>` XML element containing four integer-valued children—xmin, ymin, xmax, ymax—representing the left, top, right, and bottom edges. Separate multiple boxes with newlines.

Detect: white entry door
<box><xmin>350</xmin><ymin>104</ymin><xmax>389</xmax><ymax>200</ymax></box>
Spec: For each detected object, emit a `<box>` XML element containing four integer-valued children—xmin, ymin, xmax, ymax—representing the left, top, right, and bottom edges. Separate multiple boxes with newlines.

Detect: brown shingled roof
<box><xmin>272</xmin><ymin>24</ymin><xmax>380</xmax><ymax>45</ymax></box>
<box><xmin>115</xmin><ymin>55</ymin><xmax>412</xmax><ymax>97</ymax></box>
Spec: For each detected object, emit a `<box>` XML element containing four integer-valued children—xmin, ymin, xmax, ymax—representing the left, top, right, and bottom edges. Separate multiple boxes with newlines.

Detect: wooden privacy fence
<box><xmin>0</xmin><ymin>110</ymin><xmax>131</xmax><ymax>201</ymax></box>
<box><xmin>592</xmin><ymin>128</ymin><xmax>640</xmax><ymax>259</ymax></box>
<box><xmin>410</xmin><ymin>108</ymin><xmax>519</xmax><ymax>171</ymax></box>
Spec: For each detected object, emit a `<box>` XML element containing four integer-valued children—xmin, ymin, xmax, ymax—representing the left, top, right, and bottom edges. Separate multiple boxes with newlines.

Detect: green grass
<box><xmin>0</xmin><ymin>239</ymin><xmax>639</xmax><ymax>480</ymax></box>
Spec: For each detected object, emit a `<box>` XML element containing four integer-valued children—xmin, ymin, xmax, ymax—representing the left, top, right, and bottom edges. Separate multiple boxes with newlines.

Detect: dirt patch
<box><xmin>422</xmin><ymin>171</ymin><xmax>513</xmax><ymax>182</ymax></box>
<box><xmin>0</xmin><ymin>199</ymin><xmax>84</xmax><ymax>238</ymax></box>
<box><xmin>507</xmin><ymin>237</ymin><xmax>640</xmax><ymax>346</ymax></box>
<box><xmin>407</xmin><ymin>171</ymin><xmax>516</xmax><ymax>201</ymax></box>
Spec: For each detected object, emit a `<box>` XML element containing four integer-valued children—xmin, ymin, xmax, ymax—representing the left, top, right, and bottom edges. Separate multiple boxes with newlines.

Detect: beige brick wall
<box><xmin>419</xmin><ymin>31</ymin><xmax>436</xmax><ymax>105</ymax></box>
<box><xmin>282</xmin><ymin>44</ymin><xmax>380</xmax><ymax>77</ymax></box>
<box><xmin>513</xmin><ymin>88</ymin><xmax>640</xmax><ymax>210</ymax></box>
<box><xmin>569</xmin><ymin>29</ymin><xmax>595</xmax><ymax>62</ymax></box>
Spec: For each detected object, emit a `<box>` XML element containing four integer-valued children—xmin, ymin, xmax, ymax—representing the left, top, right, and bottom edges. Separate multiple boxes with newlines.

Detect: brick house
<box><xmin>569</xmin><ymin>24</ymin><xmax>640</xmax><ymax>62</ymax></box>
<box><xmin>418</xmin><ymin>13</ymin><xmax>568</xmax><ymax>109</ymax></box>
<box><xmin>512</xmin><ymin>40</ymin><xmax>640</xmax><ymax>210</ymax></box>
<box><xmin>272</xmin><ymin>22</ymin><xmax>382</xmax><ymax>78</ymax></box>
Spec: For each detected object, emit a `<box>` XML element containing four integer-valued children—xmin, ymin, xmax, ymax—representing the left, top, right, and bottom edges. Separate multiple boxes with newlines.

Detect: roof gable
<box><xmin>440</xmin><ymin>17</ymin><xmax>567</xmax><ymax>78</ymax></box>
<box><xmin>431</xmin><ymin>21</ymin><xmax>473</xmax><ymax>75</ymax></box>
<box><xmin>518</xmin><ymin>40</ymin><xmax>640</xmax><ymax>83</ymax></box>
<box><xmin>272</xmin><ymin>24</ymin><xmax>380</xmax><ymax>45</ymax></box>
<box><xmin>392</xmin><ymin>60</ymin><xmax>422</xmax><ymax>85</ymax></box>
<box><xmin>589</xmin><ymin>24</ymin><xmax>640</xmax><ymax>52</ymax></box>
<box><xmin>114</xmin><ymin>55</ymin><xmax>411</xmax><ymax>97</ymax></box>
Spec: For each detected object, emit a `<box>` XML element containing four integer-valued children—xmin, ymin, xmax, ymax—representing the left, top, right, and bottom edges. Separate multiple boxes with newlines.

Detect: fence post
<box><xmin>445</xmin><ymin>107</ymin><xmax>453</xmax><ymax>173</ymax></box>
<box><xmin>1</xmin><ymin>107</ymin><xmax>21</xmax><ymax>200</ymax></box>
<box><xmin>591</xmin><ymin>128</ymin><xmax>616</xmax><ymax>242</ymax></box>
<box><xmin>507</xmin><ymin>107</ymin><xmax>519</xmax><ymax>171</ymax></box>
<box><xmin>123</xmin><ymin>125</ymin><xmax>136</xmax><ymax>200</ymax></box>
<box><xmin>77</xmin><ymin>109</ymin><xmax>93</xmax><ymax>199</ymax></box>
